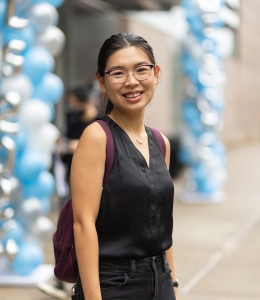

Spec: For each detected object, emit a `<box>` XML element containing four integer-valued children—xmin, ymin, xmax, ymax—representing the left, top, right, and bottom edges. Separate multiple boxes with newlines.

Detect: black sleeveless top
<box><xmin>96</xmin><ymin>116</ymin><xmax>174</xmax><ymax>258</ymax></box>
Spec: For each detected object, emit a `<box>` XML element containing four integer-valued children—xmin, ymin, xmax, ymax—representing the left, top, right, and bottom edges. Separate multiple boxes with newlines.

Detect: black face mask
<box><xmin>66</xmin><ymin>104</ymin><xmax>84</xmax><ymax>113</ymax></box>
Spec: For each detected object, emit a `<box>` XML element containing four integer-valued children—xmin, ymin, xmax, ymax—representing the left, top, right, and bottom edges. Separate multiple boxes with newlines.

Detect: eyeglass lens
<box><xmin>109</xmin><ymin>65</ymin><xmax>153</xmax><ymax>83</ymax></box>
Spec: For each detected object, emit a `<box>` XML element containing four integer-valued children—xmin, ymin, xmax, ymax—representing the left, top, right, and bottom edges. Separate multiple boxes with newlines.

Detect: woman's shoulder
<box><xmin>160</xmin><ymin>132</ymin><xmax>170</xmax><ymax>147</ymax></box>
<box><xmin>148</xmin><ymin>126</ymin><xmax>170</xmax><ymax>148</ymax></box>
<box><xmin>79</xmin><ymin>121</ymin><xmax>107</xmax><ymax>148</ymax></box>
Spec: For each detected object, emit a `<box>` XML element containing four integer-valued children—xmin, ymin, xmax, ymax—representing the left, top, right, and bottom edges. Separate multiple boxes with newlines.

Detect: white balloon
<box><xmin>41</xmin><ymin>150</ymin><xmax>53</xmax><ymax>170</ymax></box>
<box><xmin>37</xmin><ymin>25</ymin><xmax>65</xmax><ymax>57</ymax></box>
<box><xmin>214</xmin><ymin>27</ymin><xmax>235</xmax><ymax>58</ymax></box>
<box><xmin>213</xmin><ymin>168</ymin><xmax>228</xmax><ymax>188</ymax></box>
<box><xmin>1</xmin><ymin>74</ymin><xmax>33</xmax><ymax>103</ymax></box>
<box><xmin>180</xmin><ymin>125</ymin><xmax>199</xmax><ymax>162</ymax></box>
<box><xmin>30</xmin><ymin>216</ymin><xmax>54</xmax><ymax>242</ymax></box>
<box><xmin>39</xmin><ymin>122</ymin><xmax>60</xmax><ymax>152</ymax></box>
<box><xmin>20</xmin><ymin>198</ymin><xmax>43</xmax><ymax>221</ymax></box>
<box><xmin>205</xmin><ymin>162</ymin><xmax>228</xmax><ymax>189</ymax></box>
<box><xmin>43</xmin><ymin>150</ymin><xmax>53</xmax><ymax>169</ymax></box>
<box><xmin>184</xmin><ymin>34</ymin><xmax>204</xmax><ymax>60</ymax></box>
<box><xmin>27</xmin><ymin>3</ymin><xmax>59</xmax><ymax>33</ymax></box>
<box><xmin>28</xmin><ymin>122</ymin><xmax>60</xmax><ymax>153</ymax></box>
<box><xmin>18</xmin><ymin>100</ymin><xmax>51</xmax><ymax>128</ymax></box>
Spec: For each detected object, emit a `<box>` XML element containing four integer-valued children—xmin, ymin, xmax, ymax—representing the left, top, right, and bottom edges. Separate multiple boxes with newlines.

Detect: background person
<box><xmin>61</xmin><ymin>84</ymin><xmax>100</xmax><ymax>185</ymax></box>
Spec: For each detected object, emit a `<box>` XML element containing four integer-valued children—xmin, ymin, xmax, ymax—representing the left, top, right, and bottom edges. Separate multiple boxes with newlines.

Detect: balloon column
<box><xmin>179</xmin><ymin>0</ymin><xmax>239</xmax><ymax>202</ymax></box>
<box><xmin>0</xmin><ymin>0</ymin><xmax>65</xmax><ymax>277</ymax></box>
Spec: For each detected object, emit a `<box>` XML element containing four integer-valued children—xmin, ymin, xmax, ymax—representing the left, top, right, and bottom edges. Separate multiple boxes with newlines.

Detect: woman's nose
<box><xmin>125</xmin><ymin>71</ymin><xmax>139</xmax><ymax>86</ymax></box>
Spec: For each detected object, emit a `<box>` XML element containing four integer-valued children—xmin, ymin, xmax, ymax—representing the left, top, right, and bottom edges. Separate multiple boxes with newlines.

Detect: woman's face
<box><xmin>98</xmin><ymin>46</ymin><xmax>160</xmax><ymax>114</ymax></box>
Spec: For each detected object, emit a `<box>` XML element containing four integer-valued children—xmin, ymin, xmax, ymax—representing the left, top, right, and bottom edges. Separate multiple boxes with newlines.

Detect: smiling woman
<box><xmin>70</xmin><ymin>33</ymin><xmax>179</xmax><ymax>300</ymax></box>
<box><xmin>98</xmin><ymin>45</ymin><xmax>159</xmax><ymax>117</ymax></box>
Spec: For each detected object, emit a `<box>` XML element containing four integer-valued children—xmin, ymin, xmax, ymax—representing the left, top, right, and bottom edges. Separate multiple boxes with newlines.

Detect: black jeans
<box><xmin>73</xmin><ymin>253</ymin><xmax>176</xmax><ymax>300</ymax></box>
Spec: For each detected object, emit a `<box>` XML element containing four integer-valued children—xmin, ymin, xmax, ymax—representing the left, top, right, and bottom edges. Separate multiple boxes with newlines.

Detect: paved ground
<box><xmin>0</xmin><ymin>142</ymin><xmax>259</xmax><ymax>300</ymax></box>
<box><xmin>174</xmin><ymin>142</ymin><xmax>260</xmax><ymax>300</ymax></box>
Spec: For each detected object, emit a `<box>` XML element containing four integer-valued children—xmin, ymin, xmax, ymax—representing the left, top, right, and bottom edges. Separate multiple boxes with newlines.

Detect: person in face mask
<box><xmin>61</xmin><ymin>85</ymin><xmax>100</xmax><ymax>185</ymax></box>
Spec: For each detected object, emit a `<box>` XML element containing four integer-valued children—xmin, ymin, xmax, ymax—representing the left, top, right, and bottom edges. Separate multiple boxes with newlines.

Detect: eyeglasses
<box><xmin>104</xmin><ymin>64</ymin><xmax>155</xmax><ymax>84</ymax></box>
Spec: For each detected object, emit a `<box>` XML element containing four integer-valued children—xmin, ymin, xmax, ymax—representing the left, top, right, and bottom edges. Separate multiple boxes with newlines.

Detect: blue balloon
<box><xmin>3</xmin><ymin>25</ymin><xmax>35</xmax><ymax>52</ymax></box>
<box><xmin>40</xmin><ymin>197</ymin><xmax>51</xmax><ymax>214</ymax></box>
<box><xmin>0</xmin><ymin>146</ymin><xmax>8</xmax><ymax>165</ymax></box>
<box><xmin>192</xmin><ymin>163</ymin><xmax>218</xmax><ymax>194</ymax></box>
<box><xmin>1</xmin><ymin>220</ymin><xmax>25</xmax><ymax>247</ymax></box>
<box><xmin>197</xmin><ymin>178</ymin><xmax>217</xmax><ymax>194</ymax></box>
<box><xmin>211</xmin><ymin>141</ymin><xmax>226</xmax><ymax>157</ymax></box>
<box><xmin>181</xmin><ymin>52</ymin><xmax>199</xmax><ymax>82</ymax></box>
<box><xmin>192</xmin><ymin>163</ymin><xmax>208</xmax><ymax>182</ymax></box>
<box><xmin>178</xmin><ymin>148</ymin><xmax>193</xmax><ymax>165</ymax></box>
<box><xmin>32</xmin><ymin>0</ymin><xmax>65</xmax><ymax>8</ymax></box>
<box><xmin>11</xmin><ymin>242</ymin><xmax>44</xmax><ymax>275</ymax></box>
<box><xmin>9</xmin><ymin>127</ymin><xmax>28</xmax><ymax>155</ymax></box>
<box><xmin>182</xmin><ymin>101</ymin><xmax>205</xmax><ymax>136</ymax></box>
<box><xmin>181</xmin><ymin>0</ymin><xmax>195</xmax><ymax>10</ymax></box>
<box><xmin>33</xmin><ymin>73</ymin><xmax>64</xmax><ymax>104</ymax></box>
<box><xmin>16</xmin><ymin>150</ymin><xmax>48</xmax><ymax>183</ymax></box>
<box><xmin>187</xmin><ymin>15</ymin><xmax>204</xmax><ymax>34</ymax></box>
<box><xmin>24</xmin><ymin>170</ymin><xmax>55</xmax><ymax>198</ymax></box>
<box><xmin>182</xmin><ymin>101</ymin><xmax>200</xmax><ymax>123</ymax></box>
<box><xmin>23</xmin><ymin>47</ymin><xmax>55</xmax><ymax>83</ymax></box>
<box><xmin>0</xmin><ymin>0</ymin><xmax>6</xmax><ymax>26</ymax></box>
<box><xmin>189</xmin><ymin>119</ymin><xmax>205</xmax><ymax>137</ymax></box>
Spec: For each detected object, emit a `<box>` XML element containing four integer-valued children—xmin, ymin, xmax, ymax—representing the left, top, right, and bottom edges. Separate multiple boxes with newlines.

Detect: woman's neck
<box><xmin>109</xmin><ymin>108</ymin><xmax>145</xmax><ymax>136</ymax></box>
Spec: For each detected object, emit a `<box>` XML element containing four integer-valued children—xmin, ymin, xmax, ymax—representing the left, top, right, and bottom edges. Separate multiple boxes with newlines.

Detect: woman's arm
<box><xmin>70</xmin><ymin>122</ymin><xmax>107</xmax><ymax>300</ymax></box>
<box><xmin>162</xmin><ymin>134</ymin><xmax>180</xmax><ymax>300</ymax></box>
<box><xmin>166</xmin><ymin>247</ymin><xmax>179</xmax><ymax>299</ymax></box>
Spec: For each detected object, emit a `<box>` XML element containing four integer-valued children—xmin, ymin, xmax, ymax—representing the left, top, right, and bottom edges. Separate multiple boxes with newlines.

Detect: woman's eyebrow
<box><xmin>106</xmin><ymin>65</ymin><xmax>125</xmax><ymax>71</ymax></box>
<box><xmin>107</xmin><ymin>61</ymin><xmax>151</xmax><ymax>71</ymax></box>
<box><xmin>134</xmin><ymin>61</ymin><xmax>151</xmax><ymax>67</ymax></box>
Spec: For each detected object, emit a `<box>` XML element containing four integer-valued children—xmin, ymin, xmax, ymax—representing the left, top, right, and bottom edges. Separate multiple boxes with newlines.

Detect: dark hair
<box><xmin>97</xmin><ymin>33</ymin><xmax>156</xmax><ymax>115</ymax></box>
<box><xmin>67</xmin><ymin>85</ymin><xmax>89</xmax><ymax>103</ymax></box>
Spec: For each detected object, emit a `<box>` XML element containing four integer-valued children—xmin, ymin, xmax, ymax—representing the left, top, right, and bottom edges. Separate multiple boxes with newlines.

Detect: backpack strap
<box><xmin>94</xmin><ymin>119</ymin><xmax>114</xmax><ymax>185</ymax></box>
<box><xmin>151</xmin><ymin>128</ymin><xmax>166</xmax><ymax>159</ymax></box>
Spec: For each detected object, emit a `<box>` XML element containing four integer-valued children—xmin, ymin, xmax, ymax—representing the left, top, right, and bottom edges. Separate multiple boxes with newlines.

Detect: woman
<box><xmin>71</xmin><ymin>33</ymin><xmax>179</xmax><ymax>300</ymax></box>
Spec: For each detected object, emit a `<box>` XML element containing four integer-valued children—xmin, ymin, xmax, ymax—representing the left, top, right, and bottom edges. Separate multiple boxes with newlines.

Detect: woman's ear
<box><xmin>97</xmin><ymin>74</ymin><xmax>106</xmax><ymax>92</ymax></box>
<box><xmin>154</xmin><ymin>65</ymin><xmax>161</xmax><ymax>83</ymax></box>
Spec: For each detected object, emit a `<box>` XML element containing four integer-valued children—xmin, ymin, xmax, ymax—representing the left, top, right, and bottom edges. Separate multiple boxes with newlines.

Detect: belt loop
<box><xmin>162</xmin><ymin>253</ymin><xmax>166</xmax><ymax>273</ymax></box>
<box><xmin>130</xmin><ymin>260</ymin><xmax>136</xmax><ymax>279</ymax></box>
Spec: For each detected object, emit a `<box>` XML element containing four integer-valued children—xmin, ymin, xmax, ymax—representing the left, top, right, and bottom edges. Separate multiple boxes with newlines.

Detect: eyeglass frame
<box><xmin>104</xmin><ymin>64</ymin><xmax>155</xmax><ymax>84</ymax></box>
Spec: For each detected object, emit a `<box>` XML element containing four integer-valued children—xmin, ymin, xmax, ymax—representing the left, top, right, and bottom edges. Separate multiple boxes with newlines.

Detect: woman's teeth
<box><xmin>125</xmin><ymin>92</ymin><xmax>141</xmax><ymax>98</ymax></box>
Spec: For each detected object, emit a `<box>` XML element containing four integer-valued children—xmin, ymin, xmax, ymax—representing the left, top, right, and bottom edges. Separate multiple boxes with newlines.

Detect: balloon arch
<box><xmin>0</xmin><ymin>0</ymin><xmax>65</xmax><ymax>279</ymax></box>
<box><xmin>178</xmin><ymin>0</ymin><xmax>239</xmax><ymax>202</ymax></box>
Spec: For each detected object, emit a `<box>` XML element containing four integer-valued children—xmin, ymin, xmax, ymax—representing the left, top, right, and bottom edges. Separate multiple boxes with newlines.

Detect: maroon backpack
<box><xmin>52</xmin><ymin>120</ymin><xmax>166</xmax><ymax>283</ymax></box>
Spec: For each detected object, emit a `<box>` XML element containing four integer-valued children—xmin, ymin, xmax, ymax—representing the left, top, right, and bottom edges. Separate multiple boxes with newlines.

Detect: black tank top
<box><xmin>96</xmin><ymin>116</ymin><xmax>174</xmax><ymax>258</ymax></box>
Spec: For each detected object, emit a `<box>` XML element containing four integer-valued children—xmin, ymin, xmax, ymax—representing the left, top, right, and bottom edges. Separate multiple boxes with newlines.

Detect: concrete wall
<box><xmin>223</xmin><ymin>0</ymin><xmax>260</xmax><ymax>146</ymax></box>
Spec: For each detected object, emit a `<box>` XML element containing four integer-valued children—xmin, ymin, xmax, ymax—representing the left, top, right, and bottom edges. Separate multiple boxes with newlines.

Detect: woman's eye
<box><xmin>136</xmin><ymin>67</ymin><xmax>149</xmax><ymax>73</ymax></box>
<box><xmin>110</xmin><ymin>70</ymin><xmax>124</xmax><ymax>77</ymax></box>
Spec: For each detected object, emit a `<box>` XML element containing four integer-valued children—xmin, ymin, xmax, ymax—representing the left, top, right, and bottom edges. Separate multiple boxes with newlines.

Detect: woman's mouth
<box><xmin>123</xmin><ymin>92</ymin><xmax>143</xmax><ymax>101</ymax></box>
